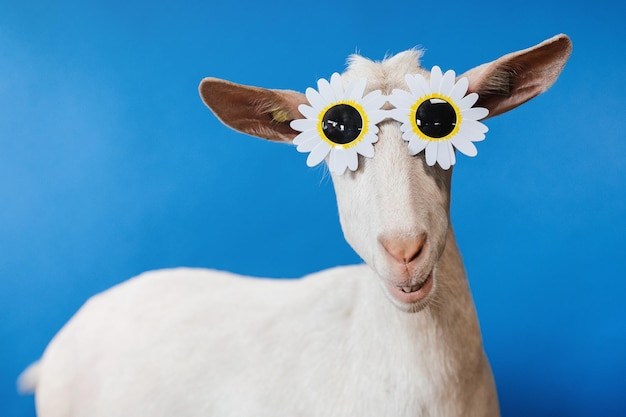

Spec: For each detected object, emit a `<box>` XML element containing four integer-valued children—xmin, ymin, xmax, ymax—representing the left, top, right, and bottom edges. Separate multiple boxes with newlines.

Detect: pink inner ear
<box><xmin>199</xmin><ymin>77</ymin><xmax>307</xmax><ymax>143</ymax></box>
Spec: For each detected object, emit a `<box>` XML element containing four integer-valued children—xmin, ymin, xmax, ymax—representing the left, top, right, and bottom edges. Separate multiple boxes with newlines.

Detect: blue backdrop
<box><xmin>1</xmin><ymin>1</ymin><xmax>625</xmax><ymax>416</ymax></box>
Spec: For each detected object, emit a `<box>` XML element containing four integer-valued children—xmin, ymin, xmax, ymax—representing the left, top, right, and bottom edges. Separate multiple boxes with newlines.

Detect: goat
<box><xmin>19</xmin><ymin>34</ymin><xmax>571</xmax><ymax>417</ymax></box>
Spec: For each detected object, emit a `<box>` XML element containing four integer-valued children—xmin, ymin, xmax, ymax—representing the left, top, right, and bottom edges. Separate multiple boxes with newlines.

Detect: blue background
<box><xmin>1</xmin><ymin>1</ymin><xmax>625</xmax><ymax>416</ymax></box>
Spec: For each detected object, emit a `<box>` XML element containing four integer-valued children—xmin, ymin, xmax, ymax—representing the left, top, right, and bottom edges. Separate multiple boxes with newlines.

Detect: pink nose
<box><xmin>379</xmin><ymin>234</ymin><xmax>427</xmax><ymax>265</ymax></box>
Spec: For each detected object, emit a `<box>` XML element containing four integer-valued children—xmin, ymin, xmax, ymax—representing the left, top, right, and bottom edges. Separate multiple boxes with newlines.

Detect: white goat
<box><xmin>20</xmin><ymin>34</ymin><xmax>571</xmax><ymax>417</ymax></box>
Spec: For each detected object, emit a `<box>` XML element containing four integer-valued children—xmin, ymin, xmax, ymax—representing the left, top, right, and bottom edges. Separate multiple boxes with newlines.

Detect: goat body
<box><xmin>22</xmin><ymin>35</ymin><xmax>572</xmax><ymax>417</ymax></box>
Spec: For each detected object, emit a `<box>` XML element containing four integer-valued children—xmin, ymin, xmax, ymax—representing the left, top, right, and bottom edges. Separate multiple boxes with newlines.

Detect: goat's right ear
<box><xmin>199</xmin><ymin>78</ymin><xmax>307</xmax><ymax>143</ymax></box>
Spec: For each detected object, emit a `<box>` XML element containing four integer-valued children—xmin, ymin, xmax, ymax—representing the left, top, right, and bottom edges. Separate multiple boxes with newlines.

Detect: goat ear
<box><xmin>199</xmin><ymin>78</ymin><xmax>307</xmax><ymax>143</ymax></box>
<box><xmin>462</xmin><ymin>34</ymin><xmax>572</xmax><ymax>119</ymax></box>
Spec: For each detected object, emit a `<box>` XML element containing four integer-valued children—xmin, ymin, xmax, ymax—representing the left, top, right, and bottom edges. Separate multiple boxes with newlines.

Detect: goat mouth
<box><xmin>399</xmin><ymin>281</ymin><xmax>428</xmax><ymax>293</ymax></box>
<box><xmin>386</xmin><ymin>272</ymin><xmax>434</xmax><ymax>307</ymax></box>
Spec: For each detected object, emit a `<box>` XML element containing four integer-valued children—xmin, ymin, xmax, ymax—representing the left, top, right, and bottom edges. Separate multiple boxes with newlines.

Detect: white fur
<box><xmin>23</xmin><ymin>35</ymin><xmax>572</xmax><ymax>416</ymax></box>
<box><xmin>33</xmin><ymin>264</ymin><xmax>497</xmax><ymax>417</ymax></box>
<box><xmin>17</xmin><ymin>361</ymin><xmax>40</xmax><ymax>394</ymax></box>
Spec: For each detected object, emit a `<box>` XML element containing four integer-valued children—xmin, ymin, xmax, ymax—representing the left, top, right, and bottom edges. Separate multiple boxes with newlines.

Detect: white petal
<box><xmin>368</xmin><ymin>110</ymin><xmax>389</xmax><ymax>125</ymax></box>
<box><xmin>440</xmin><ymin>69</ymin><xmax>456</xmax><ymax>96</ymax></box>
<box><xmin>451</xmin><ymin>135</ymin><xmax>478</xmax><ymax>157</ymax></box>
<box><xmin>330</xmin><ymin>73</ymin><xmax>344</xmax><ymax>100</ymax></box>
<box><xmin>355</xmin><ymin>140</ymin><xmax>375</xmax><ymax>158</ymax></box>
<box><xmin>290</xmin><ymin>118</ymin><xmax>317</xmax><ymax>132</ymax></box>
<box><xmin>389</xmin><ymin>108</ymin><xmax>411</xmax><ymax>123</ymax></box>
<box><xmin>361</xmin><ymin>89</ymin><xmax>386</xmax><ymax>109</ymax></box>
<box><xmin>448</xmin><ymin>142</ymin><xmax>457</xmax><ymax>166</ymax></box>
<box><xmin>367</xmin><ymin>124</ymin><xmax>379</xmax><ymax>136</ymax></box>
<box><xmin>388</xmin><ymin>89</ymin><xmax>416</xmax><ymax>109</ymax></box>
<box><xmin>327</xmin><ymin>150</ymin><xmax>338</xmax><ymax>173</ymax></box>
<box><xmin>425</xmin><ymin>142</ymin><xmax>438</xmax><ymax>166</ymax></box>
<box><xmin>448</xmin><ymin>77</ymin><xmax>469</xmax><ymax>103</ymax></box>
<box><xmin>407</xmin><ymin>138</ymin><xmax>428</xmax><ymax>155</ymax></box>
<box><xmin>347</xmin><ymin>149</ymin><xmax>359</xmax><ymax>171</ymax></box>
<box><xmin>429</xmin><ymin>66</ymin><xmax>443</xmax><ymax>93</ymax></box>
<box><xmin>401</xmin><ymin>123</ymin><xmax>414</xmax><ymax>133</ymax></box>
<box><xmin>457</xmin><ymin>126</ymin><xmax>485</xmax><ymax>143</ymax></box>
<box><xmin>293</xmin><ymin>129</ymin><xmax>318</xmax><ymax>145</ymax></box>
<box><xmin>437</xmin><ymin>141</ymin><xmax>451</xmax><ymax>170</ymax></box>
<box><xmin>305</xmin><ymin>87</ymin><xmax>327</xmax><ymax>110</ymax></box>
<box><xmin>406</xmin><ymin>74</ymin><xmax>429</xmax><ymax>98</ymax></box>
<box><xmin>328</xmin><ymin>148</ymin><xmax>338</xmax><ymax>171</ymax></box>
<box><xmin>462</xmin><ymin>107</ymin><xmax>489</xmax><ymax>121</ymax></box>
<box><xmin>317</xmin><ymin>77</ymin><xmax>335</xmax><ymax>103</ymax></box>
<box><xmin>413</xmin><ymin>73</ymin><xmax>431</xmax><ymax>96</ymax></box>
<box><xmin>461</xmin><ymin>119</ymin><xmax>489</xmax><ymax>137</ymax></box>
<box><xmin>402</xmin><ymin>130</ymin><xmax>416</xmax><ymax>141</ymax></box>
<box><xmin>297</xmin><ymin>104</ymin><xmax>317</xmax><ymax>120</ymax></box>
<box><xmin>306</xmin><ymin>141</ymin><xmax>331</xmax><ymax>167</ymax></box>
<box><xmin>458</xmin><ymin>92</ymin><xmax>479</xmax><ymax>110</ymax></box>
<box><xmin>296</xmin><ymin>135</ymin><xmax>322</xmax><ymax>152</ymax></box>
<box><xmin>329</xmin><ymin>148</ymin><xmax>348</xmax><ymax>175</ymax></box>
<box><xmin>345</xmin><ymin>77</ymin><xmax>367</xmax><ymax>101</ymax></box>
<box><xmin>363</xmin><ymin>131</ymin><xmax>379</xmax><ymax>145</ymax></box>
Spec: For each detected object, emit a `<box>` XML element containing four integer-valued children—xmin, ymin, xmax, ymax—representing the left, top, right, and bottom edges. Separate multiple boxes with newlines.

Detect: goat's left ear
<box><xmin>199</xmin><ymin>78</ymin><xmax>307</xmax><ymax>143</ymax></box>
<box><xmin>462</xmin><ymin>34</ymin><xmax>572</xmax><ymax>119</ymax></box>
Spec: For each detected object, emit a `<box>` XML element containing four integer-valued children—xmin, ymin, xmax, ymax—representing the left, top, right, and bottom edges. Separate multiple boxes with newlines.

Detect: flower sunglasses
<box><xmin>289</xmin><ymin>66</ymin><xmax>489</xmax><ymax>174</ymax></box>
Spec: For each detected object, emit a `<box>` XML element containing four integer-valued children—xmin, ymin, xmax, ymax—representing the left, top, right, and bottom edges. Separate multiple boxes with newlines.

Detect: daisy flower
<box><xmin>290</xmin><ymin>73</ymin><xmax>387</xmax><ymax>175</ymax></box>
<box><xmin>388</xmin><ymin>66</ymin><xmax>489</xmax><ymax>170</ymax></box>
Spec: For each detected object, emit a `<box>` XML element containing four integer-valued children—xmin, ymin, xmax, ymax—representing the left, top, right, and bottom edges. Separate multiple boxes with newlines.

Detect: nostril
<box><xmin>379</xmin><ymin>233</ymin><xmax>427</xmax><ymax>265</ymax></box>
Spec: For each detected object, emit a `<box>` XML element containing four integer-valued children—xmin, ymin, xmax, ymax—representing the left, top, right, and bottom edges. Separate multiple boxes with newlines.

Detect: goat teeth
<box><xmin>400</xmin><ymin>282</ymin><xmax>426</xmax><ymax>293</ymax></box>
